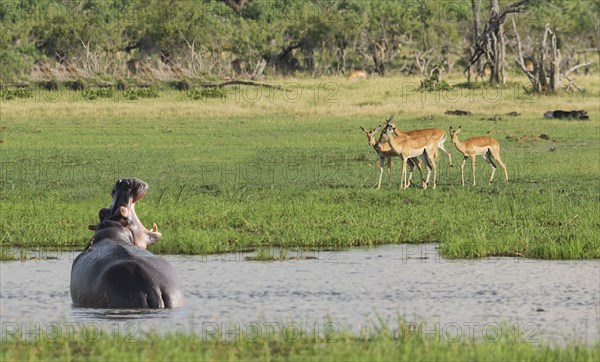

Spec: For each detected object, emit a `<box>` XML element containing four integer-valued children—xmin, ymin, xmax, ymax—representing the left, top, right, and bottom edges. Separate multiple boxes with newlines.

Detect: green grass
<box><xmin>1</xmin><ymin>75</ymin><xmax>599</xmax><ymax>259</ymax></box>
<box><xmin>2</xmin><ymin>321</ymin><xmax>598</xmax><ymax>361</ymax></box>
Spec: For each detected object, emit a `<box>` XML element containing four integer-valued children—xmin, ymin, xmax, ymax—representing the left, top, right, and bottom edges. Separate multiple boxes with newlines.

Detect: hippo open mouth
<box><xmin>95</xmin><ymin>178</ymin><xmax>161</xmax><ymax>249</ymax></box>
<box><xmin>72</xmin><ymin>178</ymin><xmax>183</xmax><ymax>308</ymax></box>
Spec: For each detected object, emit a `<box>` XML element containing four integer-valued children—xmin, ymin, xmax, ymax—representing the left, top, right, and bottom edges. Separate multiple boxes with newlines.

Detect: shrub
<box><xmin>419</xmin><ymin>75</ymin><xmax>451</xmax><ymax>92</ymax></box>
<box><xmin>1</xmin><ymin>87</ymin><xmax>33</xmax><ymax>100</ymax></box>
<box><xmin>82</xmin><ymin>87</ymin><xmax>114</xmax><ymax>100</ymax></box>
<box><xmin>122</xmin><ymin>87</ymin><xmax>159</xmax><ymax>100</ymax></box>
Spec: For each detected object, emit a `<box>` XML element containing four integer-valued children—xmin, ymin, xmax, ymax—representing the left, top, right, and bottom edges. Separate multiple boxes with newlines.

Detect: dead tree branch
<box><xmin>198</xmin><ymin>80</ymin><xmax>283</xmax><ymax>90</ymax></box>
<box><xmin>465</xmin><ymin>0</ymin><xmax>531</xmax><ymax>82</ymax></box>
<box><xmin>513</xmin><ymin>19</ymin><xmax>592</xmax><ymax>93</ymax></box>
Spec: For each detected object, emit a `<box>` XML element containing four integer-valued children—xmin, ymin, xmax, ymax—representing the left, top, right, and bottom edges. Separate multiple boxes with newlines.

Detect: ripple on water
<box><xmin>1</xmin><ymin>244</ymin><xmax>598</xmax><ymax>345</ymax></box>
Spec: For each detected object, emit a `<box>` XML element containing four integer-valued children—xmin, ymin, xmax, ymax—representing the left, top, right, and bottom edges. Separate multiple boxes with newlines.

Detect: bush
<box><xmin>1</xmin><ymin>87</ymin><xmax>33</xmax><ymax>100</ymax></box>
<box><xmin>122</xmin><ymin>87</ymin><xmax>159</xmax><ymax>100</ymax></box>
<box><xmin>186</xmin><ymin>87</ymin><xmax>226</xmax><ymax>100</ymax></box>
<box><xmin>419</xmin><ymin>75</ymin><xmax>451</xmax><ymax>92</ymax></box>
<box><xmin>82</xmin><ymin>87</ymin><xmax>114</xmax><ymax>100</ymax></box>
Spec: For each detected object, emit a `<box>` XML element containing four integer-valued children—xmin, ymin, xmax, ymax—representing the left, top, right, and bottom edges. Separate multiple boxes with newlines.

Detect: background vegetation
<box><xmin>1</xmin><ymin>0</ymin><xmax>598</xmax><ymax>81</ymax></box>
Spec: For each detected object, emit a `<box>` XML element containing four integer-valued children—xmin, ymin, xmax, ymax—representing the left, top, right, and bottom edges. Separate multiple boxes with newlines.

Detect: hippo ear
<box><xmin>119</xmin><ymin>206</ymin><xmax>130</xmax><ymax>219</ymax></box>
<box><xmin>99</xmin><ymin>208</ymin><xmax>111</xmax><ymax>221</ymax></box>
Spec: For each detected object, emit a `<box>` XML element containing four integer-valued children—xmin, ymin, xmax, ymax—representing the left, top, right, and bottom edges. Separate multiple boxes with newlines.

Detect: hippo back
<box><xmin>70</xmin><ymin>239</ymin><xmax>183</xmax><ymax>308</ymax></box>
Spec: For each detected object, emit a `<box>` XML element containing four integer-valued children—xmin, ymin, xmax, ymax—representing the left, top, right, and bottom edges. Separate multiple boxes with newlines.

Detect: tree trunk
<box><xmin>549</xmin><ymin>27</ymin><xmax>560</xmax><ymax>91</ymax></box>
<box><xmin>489</xmin><ymin>0</ymin><xmax>505</xmax><ymax>84</ymax></box>
<box><xmin>471</xmin><ymin>0</ymin><xmax>482</xmax><ymax>76</ymax></box>
<box><xmin>251</xmin><ymin>59</ymin><xmax>267</xmax><ymax>80</ymax></box>
<box><xmin>539</xmin><ymin>25</ymin><xmax>549</xmax><ymax>91</ymax></box>
<box><xmin>594</xmin><ymin>15</ymin><xmax>600</xmax><ymax>59</ymax></box>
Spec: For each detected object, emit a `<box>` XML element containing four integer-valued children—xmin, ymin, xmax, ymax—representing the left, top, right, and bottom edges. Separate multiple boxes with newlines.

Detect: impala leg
<box><xmin>376</xmin><ymin>157</ymin><xmax>383</xmax><ymax>189</ymax></box>
<box><xmin>471</xmin><ymin>156</ymin><xmax>476</xmax><ymax>186</ymax></box>
<box><xmin>432</xmin><ymin>148</ymin><xmax>439</xmax><ymax>188</ymax></box>
<box><xmin>416</xmin><ymin>158</ymin><xmax>425</xmax><ymax>187</ymax></box>
<box><xmin>421</xmin><ymin>152</ymin><xmax>431</xmax><ymax>190</ymax></box>
<box><xmin>460</xmin><ymin>156</ymin><xmax>467</xmax><ymax>187</ymax></box>
<box><xmin>491</xmin><ymin>150</ymin><xmax>509</xmax><ymax>183</ymax></box>
<box><xmin>429</xmin><ymin>151</ymin><xmax>437</xmax><ymax>189</ymax></box>
<box><xmin>401</xmin><ymin>159</ymin><xmax>408</xmax><ymax>190</ymax></box>
<box><xmin>399</xmin><ymin>158</ymin><xmax>404</xmax><ymax>189</ymax></box>
<box><xmin>404</xmin><ymin>159</ymin><xmax>410</xmax><ymax>190</ymax></box>
<box><xmin>386</xmin><ymin>157</ymin><xmax>392</xmax><ymax>186</ymax></box>
<box><xmin>407</xmin><ymin>158</ymin><xmax>414</xmax><ymax>188</ymax></box>
<box><xmin>483</xmin><ymin>151</ymin><xmax>497</xmax><ymax>184</ymax></box>
<box><xmin>438</xmin><ymin>139</ymin><xmax>453</xmax><ymax>168</ymax></box>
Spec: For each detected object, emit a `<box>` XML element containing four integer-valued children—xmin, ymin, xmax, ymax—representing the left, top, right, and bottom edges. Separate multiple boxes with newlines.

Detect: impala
<box><xmin>348</xmin><ymin>70</ymin><xmax>367</xmax><ymax>80</ymax></box>
<box><xmin>385</xmin><ymin>115</ymin><xmax>452</xmax><ymax>168</ymax></box>
<box><xmin>380</xmin><ymin>124</ymin><xmax>437</xmax><ymax>190</ymax></box>
<box><xmin>360</xmin><ymin>126</ymin><xmax>423</xmax><ymax>189</ymax></box>
<box><xmin>449</xmin><ymin>126</ymin><xmax>509</xmax><ymax>186</ymax></box>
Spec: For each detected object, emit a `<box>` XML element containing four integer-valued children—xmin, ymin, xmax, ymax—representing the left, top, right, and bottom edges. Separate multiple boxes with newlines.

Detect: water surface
<box><xmin>1</xmin><ymin>245</ymin><xmax>598</xmax><ymax>344</ymax></box>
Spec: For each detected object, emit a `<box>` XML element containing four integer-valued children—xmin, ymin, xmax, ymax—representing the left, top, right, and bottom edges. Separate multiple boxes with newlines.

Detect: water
<box><xmin>1</xmin><ymin>244</ymin><xmax>598</xmax><ymax>344</ymax></box>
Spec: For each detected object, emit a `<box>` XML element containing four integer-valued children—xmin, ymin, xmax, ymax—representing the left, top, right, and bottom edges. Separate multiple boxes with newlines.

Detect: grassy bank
<box><xmin>1</xmin><ymin>75</ymin><xmax>599</xmax><ymax>259</ymax></box>
<box><xmin>2</xmin><ymin>323</ymin><xmax>598</xmax><ymax>361</ymax></box>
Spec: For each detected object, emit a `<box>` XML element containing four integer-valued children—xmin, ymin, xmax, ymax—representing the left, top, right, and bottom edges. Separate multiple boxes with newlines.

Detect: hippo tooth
<box><xmin>153</xmin><ymin>223</ymin><xmax>158</xmax><ymax>232</ymax></box>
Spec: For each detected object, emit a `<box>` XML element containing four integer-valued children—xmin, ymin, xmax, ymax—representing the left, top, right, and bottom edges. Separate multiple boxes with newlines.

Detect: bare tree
<box><xmin>466</xmin><ymin>0</ymin><xmax>530</xmax><ymax>84</ymax></box>
<box><xmin>513</xmin><ymin>20</ymin><xmax>594</xmax><ymax>93</ymax></box>
<box><xmin>468</xmin><ymin>0</ymin><xmax>482</xmax><ymax>80</ymax></box>
<box><xmin>594</xmin><ymin>13</ymin><xmax>600</xmax><ymax>58</ymax></box>
<box><xmin>488</xmin><ymin>0</ymin><xmax>505</xmax><ymax>84</ymax></box>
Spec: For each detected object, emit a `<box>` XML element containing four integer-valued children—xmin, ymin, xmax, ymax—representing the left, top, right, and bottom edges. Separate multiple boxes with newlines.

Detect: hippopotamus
<box><xmin>70</xmin><ymin>178</ymin><xmax>183</xmax><ymax>308</ymax></box>
<box><xmin>543</xmin><ymin>110</ymin><xmax>589</xmax><ymax>120</ymax></box>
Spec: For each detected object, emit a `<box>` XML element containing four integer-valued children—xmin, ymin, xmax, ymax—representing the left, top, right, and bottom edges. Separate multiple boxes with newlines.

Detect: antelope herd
<box><xmin>361</xmin><ymin>115</ymin><xmax>509</xmax><ymax>189</ymax></box>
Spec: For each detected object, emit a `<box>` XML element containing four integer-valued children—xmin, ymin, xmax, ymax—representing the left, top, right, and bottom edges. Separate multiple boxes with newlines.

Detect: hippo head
<box><xmin>95</xmin><ymin>178</ymin><xmax>161</xmax><ymax>249</ymax></box>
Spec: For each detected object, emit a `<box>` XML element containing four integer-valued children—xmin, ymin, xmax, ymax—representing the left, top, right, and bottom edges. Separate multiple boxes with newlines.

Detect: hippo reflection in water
<box><xmin>70</xmin><ymin>178</ymin><xmax>183</xmax><ymax>308</ymax></box>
